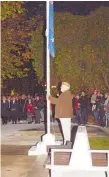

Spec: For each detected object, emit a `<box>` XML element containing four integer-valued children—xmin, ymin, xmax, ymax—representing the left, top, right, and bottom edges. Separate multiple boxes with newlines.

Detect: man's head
<box><xmin>61</xmin><ymin>82</ymin><xmax>70</xmax><ymax>93</ymax></box>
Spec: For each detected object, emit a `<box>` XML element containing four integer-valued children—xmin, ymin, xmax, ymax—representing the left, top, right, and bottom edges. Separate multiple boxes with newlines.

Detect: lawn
<box><xmin>89</xmin><ymin>137</ymin><xmax>109</xmax><ymax>149</ymax></box>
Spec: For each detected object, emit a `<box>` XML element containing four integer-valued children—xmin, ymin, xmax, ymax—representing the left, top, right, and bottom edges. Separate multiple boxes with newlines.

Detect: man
<box><xmin>48</xmin><ymin>82</ymin><xmax>73</xmax><ymax>145</ymax></box>
<box><xmin>34</xmin><ymin>96</ymin><xmax>43</xmax><ymax>123</ymax></box>
<box><xmin>104</xmin><ymin>94</ymin><xmax>109</xmax><ymax>127</ymax></box>
<box><xmin>91</xmin><ymin>88</ymin><xmax>98</xmax><ymax>104</ymax></box>
<box><xmin>91</xmin><ymin>88</ymin><xmax>99</xmax><ymax>125</ymax></box>
<box><xmin>74</xmin><ymin>94</ymin><xmax>81</xmax><ymax>124</ymax></box>
<box><xmin>20</xmin><ymin>94</ymin><xmax>27</xmax><ymax>121</ymax></box>
<box><xmin>1</xmin><ymin>96</ymin><xmax>9</xmax><ymax>124</ymax></box>
<box><xmin>10</xmin><ymin>96</ymin><xmax>19</xmax><ymax>124</ymax></box>
<box><xmin>80</xmin><ymin>91</ymin><xmax>88</xmax><ymax>124</ymax></box>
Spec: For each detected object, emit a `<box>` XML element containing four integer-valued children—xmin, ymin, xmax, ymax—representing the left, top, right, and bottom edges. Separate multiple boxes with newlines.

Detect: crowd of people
<box><xmin>1</xmin><ymin>89</ymin><xmax>109</xmax><ymax>127</ymax></box>
<box><xmin>72</xmin><ymin>89</ymin><xmax>109</xmax><ymax>127</ymax></box>
<box><xmin>1</xmin><ymin>94</ymin><xmax>45</xmax><ymax>124</ymax></box>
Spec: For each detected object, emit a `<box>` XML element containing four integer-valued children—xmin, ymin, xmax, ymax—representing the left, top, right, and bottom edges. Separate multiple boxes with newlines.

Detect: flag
<box><xmin>49</xmin><ymin>1</ymin><xmax>55</xmax><ymax>58</ymax></box>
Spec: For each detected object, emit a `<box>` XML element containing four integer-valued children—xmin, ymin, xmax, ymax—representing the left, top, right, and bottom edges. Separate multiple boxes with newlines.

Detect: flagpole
<box><xmin>46</xmin><ymin>0</ymin><xmax>50</xmax><ymax>134</ymax></box>
<box><xmin>28</xmin><ymin>0</ymin><xmax>56</xmax><ymax>156</ymax></box>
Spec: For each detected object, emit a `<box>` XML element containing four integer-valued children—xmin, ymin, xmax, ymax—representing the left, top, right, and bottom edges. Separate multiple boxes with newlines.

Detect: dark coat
<box><xmin>1</xmin><ymin>101</ymin><xmax>9</xmax><ymax>117</ymax></box>
<box><xmin>80</xmin><ymin>96</ymin><xmax>88</xmax><ymax>109</ymax></box>
<box><xmin>20</xmin><ymin>99</ymin><xmax>26</xmax><ymax>112</ymax></box>
<box><xmin>10</xmin><ymin>101</ymin><xmax>19</xmax><ymax>116</ymax></box>
<box><xmin>49</xmin><ymin>90</ymin><xmax>73</xmax><ymax>118</ymax></box>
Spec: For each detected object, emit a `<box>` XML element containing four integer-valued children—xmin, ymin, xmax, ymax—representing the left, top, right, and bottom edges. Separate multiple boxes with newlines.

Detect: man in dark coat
<box><xmin>34</xmin><ymin>96</ymin><xmax>43</xmax><ymax>123</ymax></box>
<box><xmin>1</xmin><ymin>96</ymin><xmax>9</xmax><ymax>124</ymax></box>
<box><xmin>10</xmin><ymin>96</ymin><xmax>19</xmax><ymax>124</ymax></box>
<box><xmin>49</xmin><ymin>82</ymin><xmax>73</xmax><ymax>145</ymax></box>
<box><xmin>20</xmin><ymin>94</ymin><xmax>27</xmax><ymax>121</ymax></box>
<box><xmin>80</xmin><ymin>91</ymin><xmax>88</xmax><ymax>124</ymax></box>
<box><xmin>7</xmin><ymin>96</ymin><xmax>12</xmax><ymax>122</ymax></box>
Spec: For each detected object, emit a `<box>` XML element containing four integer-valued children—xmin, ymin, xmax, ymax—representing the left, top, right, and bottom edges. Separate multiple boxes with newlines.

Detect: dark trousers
<box><xmin>2</xmin><ymin>116</ymin><xmax>8</xmax><ymax>124</ymax></box>
<box><xmin>99</xmin><ymin>109</ymin><xmax>105</xmax><ymax>126</ymax></box>
<box><xmin>75</xmin><ymin>109</ymin><xmax>81</xmax><ymax>124</ymax></box>
<box><xmin>34</xmin><ymin>109</ymin><xmax>41</xmax><ymax>123</ymax></box>
<box><xmin>22</xmin><ymin>111</ymin><xmax>27</xmax><ymax>120</ymax></box>
<box><xmin>81</xmin><ymin>108</ymin><xmax>88</xmax><ymax>124</ymax></box>
<box><xmin>93</xmin><ymin>111</ymin><xmax>100</xmax><ymax>125</ymax></box>
<box><xmin>11</xmin><ymin>115</ymin><xmax>17</xmax><ymax>123</ymax></box>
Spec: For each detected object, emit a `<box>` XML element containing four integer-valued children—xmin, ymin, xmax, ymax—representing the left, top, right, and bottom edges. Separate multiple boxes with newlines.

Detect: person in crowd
<box><xmin>27</xmin><ymin>94</ymin><xmax>33</xmax><ymax>101</ymax></box>
<box><xmin>26</xmin><ymin>99</ymin><xmax>33</xmax><ymax>124</ymax></box>
<box><xmin>72</xmin><ymin>94</ymin><xmax>77</xmax><ymax>120</ymax></box>
<box><xmin>91</xmin><ymin>88</ymin><xmax>98</xmax><ymax>104</ymax></box>
<box><xmin>104</xmin><ymin>94</ymin><xmax>109</xmax><ymax>127</ymax></box>
<box><xmin>80</xmin><ymin>91</ymin><xmax>88</xmax><ymax>124</ymax></box>
<box><xmin>92</xmin><ymin>102</ymin><xmax>100</xmax><ymax>125</ymax></box>
<box><xmin>48</xmin><ymin>82</ymin><xmax>73</xmax><ymax>145</ymax></box>
<box><xmin>10</xmin><ymin>96</ymin><xmax>19</xmax><ymax>124</ymax></box>
<box><xmin>1</xmin><ymin>96</ymin><xmax>9</xmax><ymax>124</ymax></box>
<box><xmin>97</xmin><ymin>93</ymin><xmax>105</xmax><ymax>126</ymax></box>
<box><xmin>104</xmin><ymin>93</ymin><xmax>109</xmax><ymax>100</ymax></box>
<box><xmin>33</xmin><ymin>96</ymin><xmax>43</xmax><ymax>123</ymax></box>
<box><xmin>20</xmin><ymin>94</ymin><xmax>27</xmax><ymax>121</ymax></box>
<box><xmin>7</xmin><ymin>96</ymin><xmax>12</xmax><ymax>122</ymax></box>
<box><xmin>91</xmin><ymin>88</ymin><xmax>100</xmax><ymax>125</ymax></box>
<box><xmin>73</xmin><ymin>94</ymin><xmax>81</xmax><ymax>124</ymax></box>
<box><xmin>15</xmin><ymin>95</ymin><xmax>22</xmax><ymax>123</ymax></box>
<box><xmin>39</xmin><ymin>96</ymin><xmax>45</xmax><ymax>122</ymax></box>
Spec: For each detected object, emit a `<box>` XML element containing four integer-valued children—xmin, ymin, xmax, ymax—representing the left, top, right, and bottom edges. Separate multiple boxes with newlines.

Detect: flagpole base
<box><xmin>28</xmin><ymin>133</ymin><xmax>55</xmax><ymax>156</ymax></box>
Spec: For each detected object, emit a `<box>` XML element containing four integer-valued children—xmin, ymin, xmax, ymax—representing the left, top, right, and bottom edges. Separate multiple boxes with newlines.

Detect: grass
<box><xmin>89</xmin><ymin>137</ymin><xmax>109</xmax><ymax>149</ymax></box>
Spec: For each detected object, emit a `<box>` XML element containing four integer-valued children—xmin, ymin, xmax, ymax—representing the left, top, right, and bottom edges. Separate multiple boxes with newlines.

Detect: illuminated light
<box><xmin>51</xmin><ymin>86</ymin><xmax>56</xmax><ymax>88</ymax></box>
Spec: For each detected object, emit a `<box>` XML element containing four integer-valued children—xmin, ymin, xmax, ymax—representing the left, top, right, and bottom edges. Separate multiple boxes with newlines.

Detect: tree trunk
<box><xmin>102</xmin><ymin>74</ymin><xmax>109</xmax><ymax>89</ymax></box>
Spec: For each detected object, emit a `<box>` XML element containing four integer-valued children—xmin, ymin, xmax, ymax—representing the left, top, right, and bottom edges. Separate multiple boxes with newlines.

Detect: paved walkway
<box><xmin>1</xmin><ymin>122</ymin><xmax>109</xmax><ymax>145</ymax></box>
<box><xmin>1</xmin><ymin>145</ymin><xmax>49</xmax><ymax>177</ymax></box>
<box><xmin>1</xmin><ymin>122</ymin><xmax>109</xmax><ymax>177</ymax></box>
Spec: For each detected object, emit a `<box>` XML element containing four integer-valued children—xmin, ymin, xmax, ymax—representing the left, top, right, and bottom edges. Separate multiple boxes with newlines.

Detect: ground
<box><xmin>1</xmin><ymin>121</ymin><xmax>109</xmax><ymax>177</ymax></box>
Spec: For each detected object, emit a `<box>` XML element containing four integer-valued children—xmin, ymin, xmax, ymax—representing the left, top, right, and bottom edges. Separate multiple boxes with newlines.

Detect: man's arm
<box><xmin>48</xmin><ymin>95</ymin><xmax>58</xmax><ymax>104</ymax></box>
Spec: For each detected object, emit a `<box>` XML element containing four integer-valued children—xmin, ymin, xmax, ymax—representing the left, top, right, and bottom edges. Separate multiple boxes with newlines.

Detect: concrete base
<box><xmin>28</xmin><ymin>133</ymin><xmax>62</xmax><ymax>156</ymax></box>
<box><xmin>69</xmin><ymin>126</ymin><xmax>92</xmax><ymax>168</ymax></box>
<box><xmin>50</xmin><ymin>170</ymin><xmax>106</xmax><ymax>177</ymax></box>
<box><xmin>42</xmin><ymin>133</ymin><xmax>55</xmax><ymax>145</ymax></box>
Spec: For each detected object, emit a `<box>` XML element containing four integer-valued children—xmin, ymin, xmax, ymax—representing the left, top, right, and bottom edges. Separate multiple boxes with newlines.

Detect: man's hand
<box><xmin>48</xmin><ymin>95</ymin><xmax>51</xmax><ymax>100</ymax></box>
<box><xmin>46</xmin><ymin>95</ymin><xmax>51</xmax><ymax>100</ymax></box>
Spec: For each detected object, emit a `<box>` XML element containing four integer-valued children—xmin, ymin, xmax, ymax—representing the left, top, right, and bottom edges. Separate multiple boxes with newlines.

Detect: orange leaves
<box><xmin>22</xmin><ymin>51</ymin><xmax>32</xmax><ymax>59</ymax></box>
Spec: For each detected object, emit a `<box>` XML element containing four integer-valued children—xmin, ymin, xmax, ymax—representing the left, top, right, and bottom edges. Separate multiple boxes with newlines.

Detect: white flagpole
<box><xmin>46</xmin><ymin>0</ymin><xmax>50</xmax><ymax>134</ymax></box>
<box><xmin>28</xmin><ymin>1</ymin><xmax>56</xmax><ymax>156</ymax></box>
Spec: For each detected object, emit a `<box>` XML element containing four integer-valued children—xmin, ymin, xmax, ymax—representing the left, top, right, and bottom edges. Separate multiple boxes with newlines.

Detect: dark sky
<box><xmin>25</xmin><ymin>1</ymin><xmax>109</xmax><ymax>17</ymax></box>
<box><xmin>54</xmin><ymin>1</ymin><xmax>109</xmax><ymax>15</ymax></box>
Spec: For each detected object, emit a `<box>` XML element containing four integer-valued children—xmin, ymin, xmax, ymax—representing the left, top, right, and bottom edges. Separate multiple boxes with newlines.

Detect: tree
<box><xmin>87</xmin><ymin>7</ymin><xmax>109</xmax><ymax>90</ymax></box>
<box><xmin>1</xmin><ymin>1</ymin><xmax>43</xmax><ymax>86</ymax></box>
<box><xmin>1</xmin><ymin>1</ymin><xmax>24</xmax><ymax>21</ymax></box>
<box><xmin>29</xmin><ymin>7</ymin><xmax>109</xmax><ymax>93</ymax></box>
<box><xmin>29</xmin><ymin>21</ymin><xmax>44</xmax><ymax>80</ymax></box>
